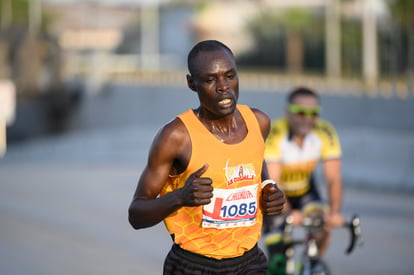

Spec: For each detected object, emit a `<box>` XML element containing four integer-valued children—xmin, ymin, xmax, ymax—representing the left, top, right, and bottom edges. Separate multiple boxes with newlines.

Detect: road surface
<box><xmin>1</xmin><ymin>123</ymin><xmax>413</xmax><ymax>275</ymax></box>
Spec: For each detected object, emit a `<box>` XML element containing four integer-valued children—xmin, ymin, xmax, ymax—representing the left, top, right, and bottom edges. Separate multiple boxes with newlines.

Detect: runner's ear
<box><xmin>186</xmin><ymin>74</ymin><xmax>196</xmax><ymax>92</ymax></box>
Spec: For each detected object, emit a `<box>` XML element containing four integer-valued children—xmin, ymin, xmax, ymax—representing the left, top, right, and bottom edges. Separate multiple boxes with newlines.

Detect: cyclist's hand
<box><xmin>290</xmin><ymin>210</ymin><xmax>304</xmax><ymax>226</ymax></box>
<box><xmin>179</xmin><ymin>164</ymin><xmax>213</xmax><ymax>206</ymax></box>
<box><xmin>326</xmin><ymin>212</ymin><xmax>345</xmax><ymax>228</ymax></box>
<box><xmin>262</xmin><ymin>183</ymin><xmax>285</xmax><ymax>216</ymax></box>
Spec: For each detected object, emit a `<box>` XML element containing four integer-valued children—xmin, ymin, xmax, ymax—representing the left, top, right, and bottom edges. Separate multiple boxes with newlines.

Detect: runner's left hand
<box><xmin>262</xmin><ymin>184</ymin><xmax>285</xmax><ymax>216</ymax></box>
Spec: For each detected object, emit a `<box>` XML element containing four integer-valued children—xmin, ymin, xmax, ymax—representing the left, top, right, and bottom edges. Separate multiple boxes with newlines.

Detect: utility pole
<box><xmin>362</xmin><ymin>0</ymin><xmax>378</xmax><ymax>87</ymax></box>
<box><xmin>140</xmin><ymin>3</ymin><xmax>160</xmax><ymax>70</ymax></box>
<box><xmin>28</xmin><ymin>0</ymin><xmax>42</xmax><ymax>34</ymax></box>
<box><xmin>325</xmin><ymin>0</ymin><xmax>341</xmax><ymax>80</ymax></box>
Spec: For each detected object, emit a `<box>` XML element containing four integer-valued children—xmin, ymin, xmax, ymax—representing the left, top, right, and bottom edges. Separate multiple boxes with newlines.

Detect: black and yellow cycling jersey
<box><xmin>264</xmin><ymin>118</ymin><xmax>341</xmax><ymax>197</ymax></box>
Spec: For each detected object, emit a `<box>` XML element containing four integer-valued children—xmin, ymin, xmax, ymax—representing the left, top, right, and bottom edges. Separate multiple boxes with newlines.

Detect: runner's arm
<box><xmin>128</xmin><ymin>119</ymin><xmax>213</xmax><ymax>229</ymax></box>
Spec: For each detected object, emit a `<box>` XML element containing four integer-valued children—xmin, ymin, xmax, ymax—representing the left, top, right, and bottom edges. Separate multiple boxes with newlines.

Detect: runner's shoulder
<box><xmin>153</xmin><ymin>117</ymin><xmax>190</xmax><ymax>150</ymax></box>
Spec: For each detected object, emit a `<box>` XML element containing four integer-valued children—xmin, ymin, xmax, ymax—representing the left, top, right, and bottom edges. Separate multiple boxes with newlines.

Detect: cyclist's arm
<box><xmin>323</xmin><ymin>158</ymin><xmax>343</xmax><ymax>226</ymax></box>
<box><xmin>267</xmin><ymin>161</ymin><xmax>281</xmax><ymax>183</ymax></box>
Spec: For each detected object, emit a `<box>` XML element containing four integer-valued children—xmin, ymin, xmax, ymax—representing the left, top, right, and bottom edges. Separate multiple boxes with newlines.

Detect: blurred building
<box><xmin>44</xmin><ymin>1</ymin><xmax>194</xmax><ymax>91</ymax></box>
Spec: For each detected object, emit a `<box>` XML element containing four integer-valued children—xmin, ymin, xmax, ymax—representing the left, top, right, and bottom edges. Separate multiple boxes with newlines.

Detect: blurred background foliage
<box><xmin>386</xmin><ymin>0</ymin><xmax>414</xmax><ymax>77</ymax></box>
<box><xmin>238</xmin><ymin>8</ymin><xmax>325</xmax><ymax>74</ymax></box>
<box><xmin>238</xmin><ymin>0</ymin><xmax>413</xmax><ymax>79</ymax></box>
<box><xmin>0</xmin><ymin>0</ymin><xmax>413</xmax><ymax>142</ymax></box>
<box><xmin>0</xmin><ymin>0</ymin><xmax>413</xmax><ymax>84</ymax></box>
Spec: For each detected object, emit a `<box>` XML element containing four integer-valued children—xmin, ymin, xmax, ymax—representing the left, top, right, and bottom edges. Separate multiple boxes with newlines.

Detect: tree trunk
<box><xmin>286</xmin><ymin>30</ymin><xmax>303</xmax><ymax>75</ymax></box>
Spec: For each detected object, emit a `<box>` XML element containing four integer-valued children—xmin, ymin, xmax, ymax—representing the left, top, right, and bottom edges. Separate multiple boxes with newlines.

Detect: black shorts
<box><xmin>287</xmin><ymin>183</ymin><xmax>322</xmax><ymax>210</ymax></box>
<box><xmin>163</xmin><ymin>243</ymin><xmax>268</xmax><ymax>275</ymax></box>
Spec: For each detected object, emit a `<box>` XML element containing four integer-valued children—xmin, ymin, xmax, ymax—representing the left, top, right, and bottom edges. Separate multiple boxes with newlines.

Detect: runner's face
<box><xmin>287</xmin><ymin>95</ymin><xmax>319</xmax><ymax>136</ymax></box>
<box><xmin>188</xmin><ymin>50</ymin><xmax>239</xmax><ymax>119</ymax></box>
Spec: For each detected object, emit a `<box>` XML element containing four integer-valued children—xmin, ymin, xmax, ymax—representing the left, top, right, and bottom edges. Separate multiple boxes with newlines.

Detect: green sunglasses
<box><xmin>288</xmin><ymin>104</ymin><xmax>321</xmax><ymax>118</ymax></box>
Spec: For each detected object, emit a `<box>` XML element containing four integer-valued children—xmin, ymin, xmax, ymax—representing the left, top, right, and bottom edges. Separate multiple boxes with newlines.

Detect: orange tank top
<box><xmin>160</xmin><ymin>104</ymin><xmax>265</xmax><ymax>259</ymax></box>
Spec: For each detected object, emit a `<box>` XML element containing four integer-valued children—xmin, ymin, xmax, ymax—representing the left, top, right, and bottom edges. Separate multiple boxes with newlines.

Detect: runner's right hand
<box><xmin>179</xmin><ymin>164</ymin><xmax>213</xmax><ymax>207</ymax></box>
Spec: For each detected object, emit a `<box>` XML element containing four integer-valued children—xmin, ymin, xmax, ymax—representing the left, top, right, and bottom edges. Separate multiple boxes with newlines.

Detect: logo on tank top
<box><xmin>224</xmin><ymin>160</ymin><xmax>256</xmax><ymax>186</ymax></box>
<box><xmin>202</xmin><ymin>160</ymin><xmax>259</xmax><ymax>228</ymax></box>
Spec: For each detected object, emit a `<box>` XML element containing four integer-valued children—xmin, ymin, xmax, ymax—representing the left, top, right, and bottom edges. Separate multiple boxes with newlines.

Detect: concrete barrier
<box><xmin>7</xmin><ymin>83</ymin><xmax>414</xmax><ymax>192</ymax></box>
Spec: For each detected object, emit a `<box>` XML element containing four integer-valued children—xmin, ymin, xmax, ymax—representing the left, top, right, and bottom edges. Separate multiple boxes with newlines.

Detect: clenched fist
<box><xmin>262</xmin><ymin>182</ymin><xmax>285</xmax><ymax>216</ymax></box>
<box><xmin>179</xmin><ymin>164</ymin><xmax>213</xmax><ymax>207</ymax></box>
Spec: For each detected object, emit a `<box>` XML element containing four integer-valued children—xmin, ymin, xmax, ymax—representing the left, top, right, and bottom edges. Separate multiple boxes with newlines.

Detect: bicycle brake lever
<box><xmin>345</xmin><ymin>214</ymin><xmax>363</xmax><ymax>254</ymax></box>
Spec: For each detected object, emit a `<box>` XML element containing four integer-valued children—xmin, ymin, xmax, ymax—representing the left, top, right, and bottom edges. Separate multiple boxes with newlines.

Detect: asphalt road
<box><xmin>1</xmin><ymin>124</ymin><xmax>413</xmax><ymax>275</ymax></box>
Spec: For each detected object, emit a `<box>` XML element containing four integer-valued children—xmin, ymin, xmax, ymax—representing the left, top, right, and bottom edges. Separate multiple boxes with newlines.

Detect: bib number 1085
<box><xmin>222</xmin><ymin>201</ymin><xmax>256</xmax><ymax>218</ymax></box>
<box><xmin>211</xmin><ymin>198</ymin><xmax>257</xmax><ymax>219</ymax></box>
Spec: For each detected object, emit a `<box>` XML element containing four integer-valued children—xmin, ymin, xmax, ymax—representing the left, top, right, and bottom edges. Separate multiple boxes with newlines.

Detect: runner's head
<box><xmin>186</xmin><ymin>40</ymin><xmax>239</xmax><ymax>119</ymax></box>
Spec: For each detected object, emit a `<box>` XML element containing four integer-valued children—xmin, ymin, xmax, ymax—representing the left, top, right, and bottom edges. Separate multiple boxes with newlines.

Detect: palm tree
<box><xmin>280</xmin><ymin>8</ymin><xmax>317</xmax><ymax>75</ymax></box>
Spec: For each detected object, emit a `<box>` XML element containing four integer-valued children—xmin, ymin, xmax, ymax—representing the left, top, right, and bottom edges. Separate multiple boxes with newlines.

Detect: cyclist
<box><xmin>263</xmin><ymin>86</ymin><xmax>344</xmax><ymax>274</ymax></box>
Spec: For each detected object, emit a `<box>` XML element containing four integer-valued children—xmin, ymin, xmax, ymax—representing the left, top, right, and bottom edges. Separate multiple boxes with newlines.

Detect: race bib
<box><xmin>202</xmin><ymin>184</ymin><xmax>258</xmax><ymax>229</ymax></box>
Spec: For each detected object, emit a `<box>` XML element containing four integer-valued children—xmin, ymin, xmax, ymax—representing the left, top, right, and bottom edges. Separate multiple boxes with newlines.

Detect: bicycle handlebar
<box><xmin>286</xmin><ymin>213</ymin><xmax>363</xmax><ymax>255</ymax></box>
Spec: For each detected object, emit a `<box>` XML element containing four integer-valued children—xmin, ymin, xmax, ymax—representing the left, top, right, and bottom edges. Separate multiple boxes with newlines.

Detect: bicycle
<box><xmin>266</xmin><ymin>212</ymin><xmax>363</xmax><ymax>275</ymax></box>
